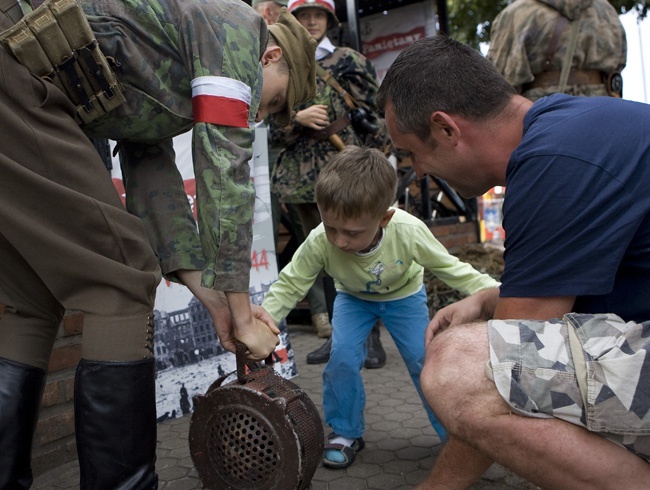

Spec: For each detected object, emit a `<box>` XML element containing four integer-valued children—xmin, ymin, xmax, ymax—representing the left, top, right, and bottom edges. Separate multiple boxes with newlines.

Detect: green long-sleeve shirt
<box><xmin>262</xmin><ymin>208</ymin><xmax>499</xmax><ymax>323</ymax></box>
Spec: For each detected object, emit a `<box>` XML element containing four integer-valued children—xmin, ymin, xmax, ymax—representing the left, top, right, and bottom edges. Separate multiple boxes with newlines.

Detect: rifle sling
<box><xmin>316</xmin><ymin>64</ymin><xmax>358</xmax><ymax>110</ymax></box>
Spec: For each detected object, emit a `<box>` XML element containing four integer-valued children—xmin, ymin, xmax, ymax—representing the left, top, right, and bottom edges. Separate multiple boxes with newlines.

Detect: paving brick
<box><xmin>32</xmin><ymin>322</ymin><xmax>540</xmax><ymax>490</ymax></box>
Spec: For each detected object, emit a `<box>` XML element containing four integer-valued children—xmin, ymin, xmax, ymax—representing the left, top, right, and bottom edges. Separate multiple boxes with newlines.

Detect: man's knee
<box><xmin>423</xmin><ymin>322</ymin><xmax>489</xmax><ymax>381</ymax></box>
<box><xmin>420</xmin><ymin>323</ymin><xmax>491</xmax><ymax>429</ymax></box>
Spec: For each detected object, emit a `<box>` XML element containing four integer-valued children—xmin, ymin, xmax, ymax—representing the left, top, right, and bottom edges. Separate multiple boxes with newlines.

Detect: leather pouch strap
<box><xmin>542</xmin><ymin>15</ymin><xmax>568</xmax><ymax>70</ymax></box>
<box><xmin>316</xmin><ymin>64</ymin><xmax>358</xmax><ymax>110</ymax></box>
<box><xmin>529</xmin><ymin>69</ymin><xmax>603</xmax><ymax>89</ymax></box>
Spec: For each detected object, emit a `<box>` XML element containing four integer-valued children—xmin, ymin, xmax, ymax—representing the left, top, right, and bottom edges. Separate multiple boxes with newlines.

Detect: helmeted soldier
<box><xmin>269</xmin><ymin>0</ymin><xmax>388</xmax><ymax>367</ymax></box>
<box><xmin>0</xmin><ymin>0</ymin><xmax>316</xmax><ymax>487</ymax></box>
<box><xmin>488</xmin><ymin>0</ymin><xmax>627</xmax><ymax>100</ymax></box>
<box><xmin>271</xmin><ymin>0</ymin><xmax>386</xmax><ymax>209</ymax></box>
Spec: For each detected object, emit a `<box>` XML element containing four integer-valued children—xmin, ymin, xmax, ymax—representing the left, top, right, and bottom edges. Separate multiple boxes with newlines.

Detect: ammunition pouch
<box><xmin>0</xmin><ymin>0</ymin><xmax>125</xmax><ymax>124</ymax></box>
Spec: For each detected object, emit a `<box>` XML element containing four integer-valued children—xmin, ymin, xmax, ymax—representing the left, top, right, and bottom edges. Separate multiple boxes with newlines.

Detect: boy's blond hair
<box><xmin>316</xmin><ymin>146</ymin><xmax>397</xmax><ymax>220</ymax></box>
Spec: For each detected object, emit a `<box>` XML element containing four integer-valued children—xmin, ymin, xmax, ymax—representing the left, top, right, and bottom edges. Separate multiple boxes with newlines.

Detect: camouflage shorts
<box><xmin>488</xmin><ymin>313</ymin><xmax>650</xmax><ymax>461</ymax></box>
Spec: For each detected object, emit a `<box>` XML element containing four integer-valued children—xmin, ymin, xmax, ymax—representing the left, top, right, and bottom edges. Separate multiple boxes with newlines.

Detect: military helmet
<box><xmin>287</xmin><ymin>0</ymin><xmax>340</xmax><ymax>28</ymax></box>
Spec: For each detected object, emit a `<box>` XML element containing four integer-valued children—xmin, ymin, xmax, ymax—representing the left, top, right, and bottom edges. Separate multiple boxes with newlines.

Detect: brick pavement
<box><xmin>32</xmin><ymin>322</ymin><xmax>539</xmax><ymax>490</ymax></box>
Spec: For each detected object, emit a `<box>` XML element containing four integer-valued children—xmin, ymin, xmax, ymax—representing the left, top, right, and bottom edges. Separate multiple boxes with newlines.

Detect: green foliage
<box><xmin>447</xmin><ymin>0</ymin><xmax>648</xmax><ymax>49</ymax></box>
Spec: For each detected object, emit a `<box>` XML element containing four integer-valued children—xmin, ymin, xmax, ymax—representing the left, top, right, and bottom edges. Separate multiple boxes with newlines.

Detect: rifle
<box><xmin>315</xmin><ymin>65</ymin><xmax>379</xmax><ymax>151</ymax></box>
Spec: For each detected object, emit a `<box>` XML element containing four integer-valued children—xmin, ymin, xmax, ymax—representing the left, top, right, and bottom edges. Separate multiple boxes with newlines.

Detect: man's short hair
<box><xmin>316</xmin><ymin>146</ymin><xmax>397</xmax><ymax>220</ymax></box>
<box><xmin>377</xmin><ymin>35</ymin><xmax>515</xmax><ymax>141</ymax></box>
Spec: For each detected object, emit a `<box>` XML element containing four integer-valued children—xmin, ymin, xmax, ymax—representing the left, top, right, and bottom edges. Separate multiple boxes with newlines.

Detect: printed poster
<box><xmin>110</xmin><ymin>125</ymin><xmax>296</xmax><ymax>419</ymax></box>
<box><xmin>360</xmin><ymin>2</ymin><xmax>437</xmax><ymax>82</ymax></box>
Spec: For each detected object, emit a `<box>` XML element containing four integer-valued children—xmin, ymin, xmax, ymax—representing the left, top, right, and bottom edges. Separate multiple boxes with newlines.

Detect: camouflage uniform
<box><xmin>488</xmin><ymin>0</ymin><xmax>627</xmax><ymax>100</ymax></box>
<box><xmin>0</xmin><ymin>2</ymin><xmax>317</xmax><ymax>485</ymax></box>
<box><xmin>81</xmin><ymin>0</ymin><xmax>267</xmax><ymax>292</ymax></box>
<box><xmin>270</xmin><ymin>44</ymin><xmax>386</xmax><ymax>205</ymax></box>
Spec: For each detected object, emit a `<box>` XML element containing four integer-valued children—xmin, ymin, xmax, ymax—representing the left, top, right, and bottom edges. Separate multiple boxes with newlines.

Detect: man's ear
<box><xmin>261</xmin><ymin>45</ymin><xmax>283</xmax><ymax>67</ymax></box>
<box><xmin>430</xmin><ymin>111</ymin><xmax>460</xmax><ymax>146</ymax></box>
<box><xmin>379</xmin><ymin>208</ymin><xmax>396</xmax><ymax>228</ymax></box>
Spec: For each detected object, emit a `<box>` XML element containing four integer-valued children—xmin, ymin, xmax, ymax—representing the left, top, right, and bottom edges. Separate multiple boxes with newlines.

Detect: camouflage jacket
<box><xmin>488</xmin><ymin>0</ymin><xmax>627</xmax><ymax>100</ymax></box>
<box><xmin>269</xmin><ymin>44</ymin><xmax>386</xmax><ymax>204</ymax></box>
<box><xmin>80</xmin><ymin>0</ymin><xmax>267</xmax><ymax>292</ymax></box>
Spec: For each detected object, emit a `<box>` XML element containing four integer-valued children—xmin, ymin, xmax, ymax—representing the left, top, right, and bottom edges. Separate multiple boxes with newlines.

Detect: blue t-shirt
<box><xmin>500</xmin><ymin>94</ymin><xmax>650</xmax><ymax>322</ymax></box>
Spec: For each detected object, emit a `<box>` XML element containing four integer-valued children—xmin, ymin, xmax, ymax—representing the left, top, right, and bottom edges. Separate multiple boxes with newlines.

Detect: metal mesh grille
<box><xmin>207</xmin><ymin>410</ymin><xmax>279</xmax><ymax>486</ymax></box>
<box><xmin>287</xmin><ymin>395</ymin><xmax>323</xmax><ymax>479</ymax></box>
<box><xmin>191</xmin><ymin>363</ymin><xmax>324</xmax><ymax>489</ymax></box>
<box><xmin>247</xmin><ymin>370</ymin><xmax>323</xmax><ymax>483</ymax></box>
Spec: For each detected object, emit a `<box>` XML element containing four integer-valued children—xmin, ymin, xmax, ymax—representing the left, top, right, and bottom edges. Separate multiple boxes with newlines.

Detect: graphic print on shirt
<box><xmin>365</xmin><ymin>262</ymin><xmax>385</xmax><ymax>293</ymax></box>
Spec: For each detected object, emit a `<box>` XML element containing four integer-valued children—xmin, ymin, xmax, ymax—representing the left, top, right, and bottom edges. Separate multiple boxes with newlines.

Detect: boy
<box><xmin>260</xmin><ymin>146</ymin><xmax>500</xmax><ymax>469</ymax></box>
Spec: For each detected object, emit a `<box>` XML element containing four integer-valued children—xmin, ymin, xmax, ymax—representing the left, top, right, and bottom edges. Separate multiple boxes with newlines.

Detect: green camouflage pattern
<box><xmin>79</xmin><ymin>0</ymin><xmax>267</xmax><ymax>291</ymax></box>
<box><xmin>489</xmin><ymin>313</ymin><xmax>650</xmax><ymax>461</ymax></box>
<box><xmin>487</xmin><ymin>0</ymin><xmax>627</xmax><ymax>100</ymax></box>
<box><xmin>269</xmin><ymin>46</ymin><xmax>387</xmax><ymax>204</ymax></box>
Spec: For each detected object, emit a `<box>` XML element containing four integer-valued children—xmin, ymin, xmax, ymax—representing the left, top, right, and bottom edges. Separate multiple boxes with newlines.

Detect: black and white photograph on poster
<box><xmin>110</xmin><ymin>126</ymin><xmax>297</xmax><ymax>420</ymax></box>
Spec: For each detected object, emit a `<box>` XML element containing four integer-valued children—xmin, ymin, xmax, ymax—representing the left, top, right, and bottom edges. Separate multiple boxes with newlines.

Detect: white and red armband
<box><xmin>191</xmin><ymin>76</ymin><xmax>251</xmax><ymax>128</ymax></box>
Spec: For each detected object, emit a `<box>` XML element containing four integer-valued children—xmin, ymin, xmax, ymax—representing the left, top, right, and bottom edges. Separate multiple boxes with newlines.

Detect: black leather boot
<box><xmin>364</xmin><ymin>322</ymin><xmax>386</xmax><ymax>369</ymax></box>
<box><xmin>306</xmin><ymin>338</ymin><xmax>331</xmax><ymax>364</ymax></box>
<box><xmin>74</xmin><ymin>358</ymin><xmax>158</xmax><ymax>490</ymax></box>
<box><xmin>0</xmin><ymin>357</ymin><xmax>47</xmax><ymax>490</ymax></box>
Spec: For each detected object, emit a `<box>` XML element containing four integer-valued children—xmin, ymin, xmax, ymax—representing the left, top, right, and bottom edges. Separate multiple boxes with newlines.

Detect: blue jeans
<box><xmin>322</xmin><ymin>286</ymin><xmax>447</xmax><ymax>440</ymax></box>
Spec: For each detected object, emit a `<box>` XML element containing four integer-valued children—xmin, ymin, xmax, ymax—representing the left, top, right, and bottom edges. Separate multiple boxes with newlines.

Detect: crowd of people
<box><xmin>1</xmin><ymin>0</ymin><xmax>648</xmax><ymax>487</ymax></box>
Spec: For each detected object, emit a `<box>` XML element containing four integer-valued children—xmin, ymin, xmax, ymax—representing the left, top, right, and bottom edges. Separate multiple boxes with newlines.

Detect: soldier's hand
<box><xmin>176</xmin><ymin>270</ymin><xmax>279</xmax><ymax>360</ymax></box>
<box><xmin>233</xmin><ymin>316</ymin><xmax>280</xmax><ymax>361</ymax></box>
<box><xmin>225</xmin><ymin>292</ymin><xmax>279</xmax><ymax>360</ymax></box>
<box><xmin>296</xmin><ymin>104</ymin><xmax>329</xmax><ymax>129</ymax></box>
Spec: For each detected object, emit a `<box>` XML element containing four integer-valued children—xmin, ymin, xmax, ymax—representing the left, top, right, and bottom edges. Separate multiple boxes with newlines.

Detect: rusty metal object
<box><xmin>189</xmin><ymin>343</ymin><xmax>324</xmax><ymax>489</ymax></box>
